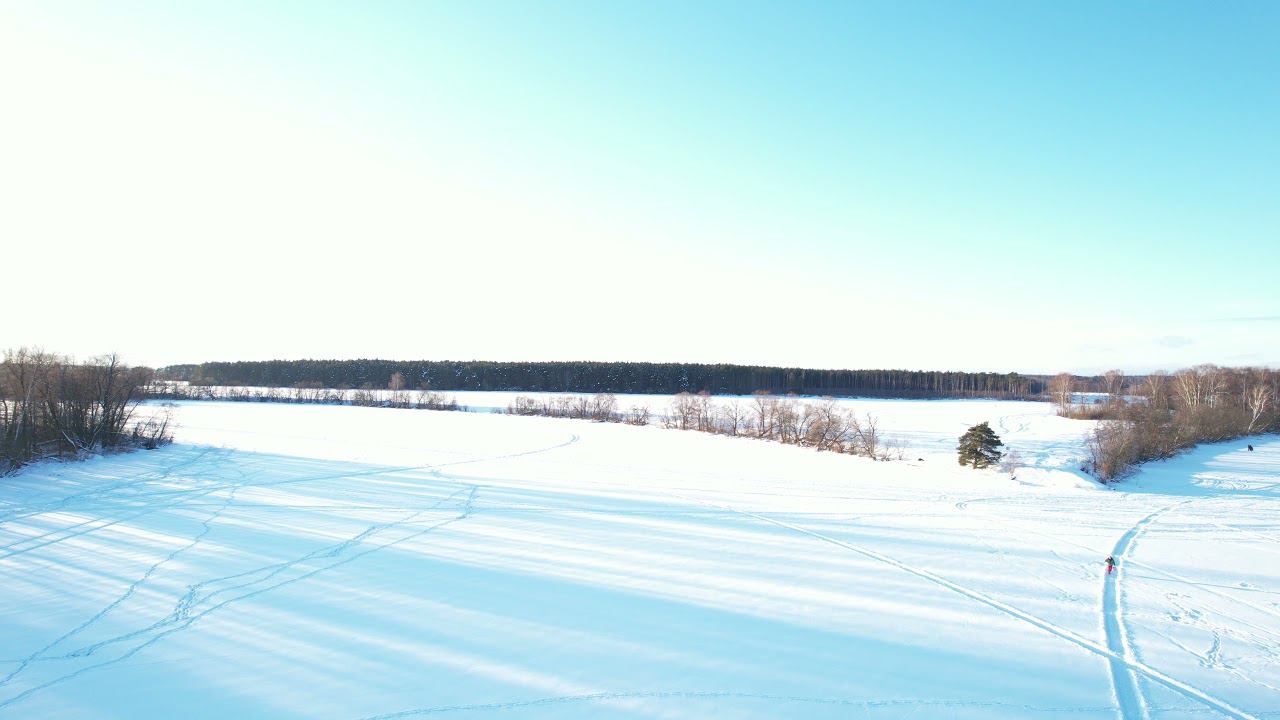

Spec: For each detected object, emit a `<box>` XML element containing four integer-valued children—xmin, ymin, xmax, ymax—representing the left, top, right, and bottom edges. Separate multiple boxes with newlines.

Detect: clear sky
<box><xmin>2</xmin><ymin>1</ymin><xmax>1277</xmax><ymax>374</ymax></box>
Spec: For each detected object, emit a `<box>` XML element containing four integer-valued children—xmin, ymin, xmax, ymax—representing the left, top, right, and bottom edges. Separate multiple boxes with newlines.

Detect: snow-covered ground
<box><xmin>1</xmin><ymin>400</ymin><xmax>1277</xmax><ymax>719</ymax></box>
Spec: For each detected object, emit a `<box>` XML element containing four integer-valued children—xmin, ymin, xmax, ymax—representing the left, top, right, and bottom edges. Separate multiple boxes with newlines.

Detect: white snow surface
<box><xmin>1</xmin><ymin>400</ymin><xmax>1277</xmax><ymax>719</ymax></box>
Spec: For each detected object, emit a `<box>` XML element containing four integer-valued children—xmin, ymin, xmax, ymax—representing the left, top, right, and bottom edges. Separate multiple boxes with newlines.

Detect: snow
<box><xmin>1</xmin><ymin>400</ymin><xmax>1277</xmax><ymax>719</ymax></box>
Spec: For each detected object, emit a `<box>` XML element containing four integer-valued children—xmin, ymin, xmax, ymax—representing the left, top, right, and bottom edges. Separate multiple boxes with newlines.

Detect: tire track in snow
<box><xmin>953</xmin><ymin>497</ymin><xmax>1002</xmax><ymax>512</ymax></box>
<box><xmin>996</xmin><ymin>413</ymin><xmax>1032</xmax><ymax>437</ymax></box>
<box><xmin>685</xmin><ymin>497</ymin><xmax>1261</xmax><ymax>720</ymax></box>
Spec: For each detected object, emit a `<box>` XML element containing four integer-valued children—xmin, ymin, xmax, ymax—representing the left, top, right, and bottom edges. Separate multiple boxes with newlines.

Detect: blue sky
<box><xmin>2</xmin><ymin>1</ymin><xmax>1277</xmax><ymax>372</ymax></box>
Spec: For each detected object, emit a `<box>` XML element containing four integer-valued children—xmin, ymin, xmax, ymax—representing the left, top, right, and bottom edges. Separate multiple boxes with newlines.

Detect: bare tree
<box><xmin>717</xmin><ymin>399</ymin><xmax>744</xmax><ymax>436</ymax></box>
<box><xmin>292</xmin><ymin>381</ymin><xmax>325</xmax><ymax>403</ymax></box>
<box><xmin>792</xmin><ymin>399</ymin><xmax>819</xmax><ymax>445</ymax></box>
<box><xmin>1201</xmin><ymin>365</ymin><xmax>1226</xmax><ymax>408</ymax></box>
<box><xmin>694</xmin><ymin>392</ymin><xmax>716</xmax><ymax>433</ymax></box>
<box><xmin>417</xmin><ymin>389</ymin><xmax>459</xmax><ymax>411</ymax></box>
<box><xmin>848</xmin><ymin>412</ymin><xmax>882</xmax><ymax>460</ymax></box>
<box><xmin>999</xmin><ymin>448</ymin><xmax>1023</xmax><ymax>476</ymax></box>
<box><xmin>807</xmin><ymin>398</ymin><xmax>848</xmax><ymax>451</ymax></box>
<box><xmin>751</xmin><ymin>392</ymin><xmax>778</xmax><ymax>439</ymax></box>
<box><xmin>388</xmin><ymin>372</ymin><xmax>410</xmax><ymax>408</ymax></box>
<box><xmin>882</xmin><ymin>437</ymin><xmax>907</xmax><ymax>461</ymax></box>
<box><xmin>625</xmin><ymin>405</ymin><xmax>651</xmax><ymax>426</ymax></box>
<box><xmin>508</xmin><ymin>396</ymin><xmax>541</xmax><ymax>415</ymax></box>
<box><xmin>3</xmin><ymin>349</ymin><xmax>164</xmax><ymax>471</ymax></box>
<box><xmin>1103</xmin><ymin>369</ymin><xmax>1125</xmax><ymax>400</ymax></box>
<box><xmin>589</xmin><ymin>393</ymin><xmax>618</xmax><ymax>422</ymax></box>
<box><xmin>44</xmin><ymin>354</ymin><xmax>150</xmax><ymax>451</ymax></box>
<box><xmin>1050</xmin><ymin>373</ymin><xmax>1074</xmax><ymax>412</ymax></box>
<box><xmin>773</xmin><ymin>397</ymin><xmax>801</xmax><ymax>444</ymax></box>
<box><xmin>1143</xmin><ymin>371</ymin><xmax>1169</xmax><ymax>410</ymax></box>
<box><xmin>1</xmin><ymin>348</ymin><xmax>55</xmax><ymax>468</ymax></box>
<box><xmin>668</xmin><ymin>392</ymin><xmax>700</xmax><ymax>430</ymax></box>
<box><xmin>1246</xmin><ymin>383</ymin><xmax>1272</xmax><ymax>433</ymax></box>
<box><xmin>1173</xmin><ymin>367</ymin><xmax>1203</xmax><ymax>409</ymax></box>
<box><xmin>131</xmin><ymin>403</ymin><xmax>175</xmax><ymax>449</ymax></box>
<box><xmin>1085</xmin><ymin>420</ymin><xmax>1137</xmax><ymax>482</ymax></box>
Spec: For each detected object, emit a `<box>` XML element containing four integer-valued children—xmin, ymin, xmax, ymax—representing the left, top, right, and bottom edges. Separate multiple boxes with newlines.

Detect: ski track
<box><xmin>683</xmin><ymin>497</ymin><xmax>1262</xmax><ymax>720</ymax></box>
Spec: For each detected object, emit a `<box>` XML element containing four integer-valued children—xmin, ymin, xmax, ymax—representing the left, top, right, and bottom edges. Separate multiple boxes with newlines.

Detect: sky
<box><xmin>2</xmin><ymin>1</ymin><xmax>1277</xmax><ymax>374</ymax></box>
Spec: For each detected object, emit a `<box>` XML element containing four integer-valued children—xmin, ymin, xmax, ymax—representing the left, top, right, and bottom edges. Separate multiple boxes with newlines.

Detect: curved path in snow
<box><xmin>1101</xmin><ymin>505</ymin><xmax>1182</xmax><ymax>720</ymax></box>
<box><xmin>699</xmin><ymin>498</ymin><xmax>1261</xmax><ymax>720</ymax></box>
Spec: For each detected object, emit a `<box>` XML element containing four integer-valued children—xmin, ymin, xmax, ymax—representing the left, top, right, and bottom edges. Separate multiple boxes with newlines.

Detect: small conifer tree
<box><xmin>958</xmin><ymin>422</ymin><xmax>1003</xmax><ymax>469</ymax></box>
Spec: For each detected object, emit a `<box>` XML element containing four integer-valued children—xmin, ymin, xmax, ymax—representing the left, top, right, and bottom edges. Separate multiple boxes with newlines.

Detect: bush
<box><xmin>2</xmin><ymin>349</ymin><xmax>169</xmax><ymax>473</ymax></box>
<box><xmin>1074</xmin><ymin>366</ymin><xmax>1279</xmax><ymax>482</ymax></box>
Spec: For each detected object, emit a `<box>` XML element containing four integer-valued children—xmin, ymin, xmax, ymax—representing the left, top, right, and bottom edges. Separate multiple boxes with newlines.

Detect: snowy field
<box><xmin>1</xmin><ymin>400</ymin><xmax>1278</xmax><ymax>719</ymax></box>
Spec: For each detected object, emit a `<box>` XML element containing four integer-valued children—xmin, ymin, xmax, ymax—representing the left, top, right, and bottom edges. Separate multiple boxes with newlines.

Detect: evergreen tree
<box><xmin>957</xmin><ymin>422</ymin><xmax>1003</xmax><ymax>469</ymax></box>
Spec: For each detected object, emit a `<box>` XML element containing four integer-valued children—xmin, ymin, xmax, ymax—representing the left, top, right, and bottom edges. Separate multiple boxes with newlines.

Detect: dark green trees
<box><xmin>958</xmin><ymin>422</ymin><xmax>1003</xmax><ymax>469</ymax></box>
<box><xmin>162</xmin><ymin>359</ymin><xmax>1042</xmax><ymax>399</ymax></box>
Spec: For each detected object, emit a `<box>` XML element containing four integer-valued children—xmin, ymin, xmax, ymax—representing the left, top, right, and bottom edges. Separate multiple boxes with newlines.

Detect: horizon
<box><xmin>3</xmin><ymin>2</ymin><xmax>1278</xmax><ymax>373</ymax></box>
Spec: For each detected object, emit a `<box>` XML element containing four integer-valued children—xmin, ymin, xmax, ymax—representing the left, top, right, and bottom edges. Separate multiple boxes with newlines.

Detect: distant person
<box><xmin>1248</xmin><ymin>444</ymin><xmax>1254</xmax><ymax>451</ymax></box>
<box><xmin>1105</xmin><ymin>555</ymin><xmax>1116</xmax><ymax>575</ymax></box>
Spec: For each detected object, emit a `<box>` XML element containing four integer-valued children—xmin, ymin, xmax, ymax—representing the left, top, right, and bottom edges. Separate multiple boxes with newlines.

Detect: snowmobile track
<box><xmin>692</xmin><ymin>498</ymin><xmax>1260</xmax><ymax>720</ymax></box>
<box><xmin>1102</xmin><ymin>503</ymin><xmax>1187</xmax><ymax>720</ymax></box>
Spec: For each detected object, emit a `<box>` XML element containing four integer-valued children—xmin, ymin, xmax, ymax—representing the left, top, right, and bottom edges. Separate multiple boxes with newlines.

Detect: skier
<box><xmin>1105</xmin><ymin>555</ymin><xmax>1116</xmax><ymax>575</ymax></box>
<box><xmin>1248</xmin><ymin>444</ymin><xmax>1254</xmax><ymax>452</ymax></box>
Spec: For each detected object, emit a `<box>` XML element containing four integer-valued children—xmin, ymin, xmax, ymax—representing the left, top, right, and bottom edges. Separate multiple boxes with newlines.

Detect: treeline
<box><xmin>1048</xmin><ymin>366</ymin><xmax>1279</xmax><ymax>480</ymax></box>
<box><xmin>507</xmin><ymin>392</ymin><xmax>904</xmax><ymax>460</ymax></box>
<box><xmin>2</xmin><ymin>349</ymin><xmax>171</xmax><ymax>473</ymax></box>
<box><xmin>148</xmin><ymin>374</ymin><xmax>461</xmax><ymax>411</ymax></box>
<box><xmin>1028</xmin><ymin>371</ymin><xmax>1144</xmax><ymax>397</ymax></box>
<box><xmin>162</xmin><ymin>359</ymin><xmax>1041</xmax><ymax>399</ymax></box>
